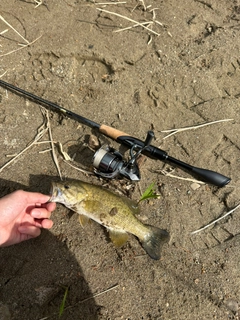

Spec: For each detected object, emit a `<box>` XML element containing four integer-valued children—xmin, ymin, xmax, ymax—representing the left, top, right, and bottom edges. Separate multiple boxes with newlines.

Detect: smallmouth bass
<box><xmin>49</xmin><ymin>179</ymin><xmax>169</xmax><ymax>260</ymax></box>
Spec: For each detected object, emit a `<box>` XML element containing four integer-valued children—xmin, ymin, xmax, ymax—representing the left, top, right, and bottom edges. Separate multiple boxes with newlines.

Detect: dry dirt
<box><xmin>0</xmin><ymin>0</ymin><xmax>240</xmax><ymax>319</ymax></box>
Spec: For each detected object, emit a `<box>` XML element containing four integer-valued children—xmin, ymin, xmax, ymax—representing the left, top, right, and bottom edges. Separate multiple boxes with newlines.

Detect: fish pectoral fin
<box><xmin>108</xmin><ymin>229</ymin><xmax>129</xmax><ymax>247</ymax></box>
<box><xmin>78</xmin><ymin>214</ymin><xmax>90</xmax><ymax>228</ymax></box>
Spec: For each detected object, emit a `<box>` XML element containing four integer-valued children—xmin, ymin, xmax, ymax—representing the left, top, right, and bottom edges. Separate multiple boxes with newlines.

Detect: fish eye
<box><xmin>64</xmin><ymin>185</ymin><xmax>70</xmax><ymax>189</ymax></box>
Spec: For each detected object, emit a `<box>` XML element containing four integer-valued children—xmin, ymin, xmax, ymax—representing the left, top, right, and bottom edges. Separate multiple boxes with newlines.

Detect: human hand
<box><xmin>0</xmin><ymin>190</ymin><xmax>56</xmax><ymax>247</ymax></box>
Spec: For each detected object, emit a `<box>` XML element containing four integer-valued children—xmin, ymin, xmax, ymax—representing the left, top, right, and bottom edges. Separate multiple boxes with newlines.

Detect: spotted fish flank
<box><xmin>109</xmin><ymin>207</ymin><xmax>118</xmax><ymax>216</ymax></box>
<box><xmin>49</xmin><ymin>179</ymin><xmax>169</xmax><ymax>260</ymax></box>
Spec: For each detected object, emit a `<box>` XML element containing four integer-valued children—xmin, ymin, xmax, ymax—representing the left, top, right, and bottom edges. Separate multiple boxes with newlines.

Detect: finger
<box><xmin>31</xmin><ymin>208</ymin><xmax>52</xmax><ymax>219</ymax></box>
<box><xmin>41</xmin><ymin>219</ymin><xmax>53</xmax><ymax>229</ymax></box>
<box><xmin>26</xmin><ymin>192</ymin><xmax>52</xmax><ymax>205</ymax></box>
<box><xmin>42</xmin><ymin>202</ymin><xmax>56</xmax><ymax>212</ymax></box>
<box><xmin>32</xmin><ymin>218</ymin><xmax>53</xmax><ymax>229</ymax></box>
<box><xmin>18</xmin><ymin>225</ymin><xmax>41</xmax><ymax>238</ymax></box>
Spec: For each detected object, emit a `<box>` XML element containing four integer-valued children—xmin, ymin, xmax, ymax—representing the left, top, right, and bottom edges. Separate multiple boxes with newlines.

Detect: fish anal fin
<box><xmin>78</xmin><ymin>214</ymin><xmax>90</xmax><ymax>228</ymax></box>
<box><xmin>108</xmin><ymin>229</ymin><xmax>128</xmax><ymax>247</ymax></box>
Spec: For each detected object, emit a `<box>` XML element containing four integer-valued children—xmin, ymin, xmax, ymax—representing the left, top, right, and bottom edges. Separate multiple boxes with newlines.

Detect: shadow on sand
<box><xmin>0</xmin><ymin>176</ymin><xmax>99</xmax><ymax>320</ymax></box>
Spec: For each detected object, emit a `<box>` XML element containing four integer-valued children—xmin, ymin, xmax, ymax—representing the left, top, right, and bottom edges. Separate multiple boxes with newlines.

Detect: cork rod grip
<box><xmin>99</xmin><ymin>124</ymin><xmax>129</xmax><ymax>140</ymax></box>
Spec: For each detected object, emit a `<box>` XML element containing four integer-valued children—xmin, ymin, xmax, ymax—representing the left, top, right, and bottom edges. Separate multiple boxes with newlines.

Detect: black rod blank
<box><xmin>0</xmin><ymin>79</ymin><xmax>231</xmax><ymax>187</ymax></box>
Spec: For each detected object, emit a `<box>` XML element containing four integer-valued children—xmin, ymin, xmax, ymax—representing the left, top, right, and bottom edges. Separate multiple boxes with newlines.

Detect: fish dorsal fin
<box><xmin>78</xmin><ymin>214</ymin><xmax>90</xmax><ymax>228</ymax></box>
<box><xmin>108</xmin><ymin>229</ymin><xmax>128</xmax><ymax>247</ymax></box>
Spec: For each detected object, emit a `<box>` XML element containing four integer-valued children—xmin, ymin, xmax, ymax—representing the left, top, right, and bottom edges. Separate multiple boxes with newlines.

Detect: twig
<box><xmin>0</xmin><ymin>14</ymin><xmax>29</xmax><ymax>44</ymax></box>
<box><xmin>96</xmin><ymin>8</ymin><xmax>160</xmax><ymax>36</ymax></box>
<box><xmin>161</xmin><ymin>119</ymin><xmax>234</xmax><ymax>139</ymax></box>
<box><xmin>0</xmin><ymin>34</ymin><xmax>42</xmax><ymax>58</ymax></box>
<box><xmin>191</xmin><ymin>203</ymin><xmax>240</xmax><ymax>235</ymax></box>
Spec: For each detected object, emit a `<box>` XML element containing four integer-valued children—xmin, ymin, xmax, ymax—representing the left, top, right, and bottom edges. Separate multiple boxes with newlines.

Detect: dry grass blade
<box><xmin>0</xmin><ymin>14</ymin><xmax>29</xmax><ymax>44</ymax></box>
<box><xmin>65</xmin><ymin>284</ymin><xmax>119</xmax><ymax>310</ymax></box>
<box><xmin>38</xmin><ymin>284</ymin><xmax>119</xmax><ymax>320</ymax></box>
<box><xmin>0</xmin><ymin>120</ymin><xmax>48</xmax><ymax>173</ymax></box>
<box><xmin>0</xmin><ymin>71</ymin><xmax>7</xmax><ymax>78</ymax></box>
<box><xmin>34</xmin><ymin>0</ymin><xmax>43</xmax><ymax>8</ymax></box>
<box><xmin>115</xmin><ymin>21</ymin><xmax>153</xmax><ymax>33</ymax></box>
<box><xmin>191</xmin><ymin>203</ymin><xmax>240</xmax><ymax>235</ymax></box>
<box><xmin>96</xmin><ymin>8</ymin><xmax>160</xmax><ymax>36</ymax></box>
<box><xmin>58</xmin><ymin>142</ymin><xmax>72</xmax><ymax>161</ymax></box>
<box><xmin>159</xmin><ymin>169</ymin><xmax>205</xmax><ymax>184</ymax></box>
<box><xmin>0</xmin><ymin>29</ymin><xmax>8</xmax><ymax>35</ymax></box>
<box><xmin>95</xmin><ymin>1</ymin><xmax>127</xmax><ymax>4</ymax></box>
<box><xmin>63</xmin><ymin>159</ymin><xmax>94</xmax><ymax>175</ymax></box>
<box><xmin>0</xmin><ymin>35</ymin><xmax>42</xmax><ymax>58</ymax></box>
<box><xmin>161</xmin><ymin>119</ymin><xmax>234</xmax><ymax>139</ymax></box>
<box><xmin>0</xmin><ymin>108</ymin><xmax>62</xmax><ymax>178</ymax></box>
<box><xmin>44</xmin><ymin>109</ymin><xmax>62</xmax><ymax>180</ymax></box>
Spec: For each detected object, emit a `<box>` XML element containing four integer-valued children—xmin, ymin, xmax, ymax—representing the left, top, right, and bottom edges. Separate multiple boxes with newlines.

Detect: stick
<box><xmin>191</xmin><ymin>203</ymin><xmax>240</xmax><ymax>235</ymax></box>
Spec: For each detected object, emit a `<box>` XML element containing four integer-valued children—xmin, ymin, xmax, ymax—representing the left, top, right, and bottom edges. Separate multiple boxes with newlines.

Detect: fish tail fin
<box><xmin>141</xmin><ymin>226</ymin><xmax>169</xmax><ymax>260</ymax></box>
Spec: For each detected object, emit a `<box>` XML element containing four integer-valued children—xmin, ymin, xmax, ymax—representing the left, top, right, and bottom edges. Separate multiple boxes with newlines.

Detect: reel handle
<box><xmin>144</xmin><ymin>131</ymin><xmax>154</xmax><ymax>147</ymax></box>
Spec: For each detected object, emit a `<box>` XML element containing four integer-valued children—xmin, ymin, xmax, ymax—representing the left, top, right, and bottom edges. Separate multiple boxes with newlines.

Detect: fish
<box><xmin>49</xmin><ymin>179</ymin><xmax>169</xmax><ymax>260</ymax></box>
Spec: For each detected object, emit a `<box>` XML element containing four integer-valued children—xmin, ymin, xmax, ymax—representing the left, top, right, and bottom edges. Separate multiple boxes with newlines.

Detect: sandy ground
<box><xmin>0</xmin><ymin>0</ymin><xmax>240</xmax><ymax>319</ymax></box>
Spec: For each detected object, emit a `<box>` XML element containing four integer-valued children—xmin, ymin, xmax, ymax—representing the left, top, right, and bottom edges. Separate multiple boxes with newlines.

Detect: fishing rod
<box><xmin>0</xmin><ymin>79</ymin><xmax>230</xmax><ymax>187</ymax></box>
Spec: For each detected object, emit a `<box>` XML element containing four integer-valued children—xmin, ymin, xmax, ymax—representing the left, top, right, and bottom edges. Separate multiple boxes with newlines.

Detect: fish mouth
<box><xmin>48</xmin><ymin>182</ymin><xmax>61</xmax><ymax>203</ymax></box>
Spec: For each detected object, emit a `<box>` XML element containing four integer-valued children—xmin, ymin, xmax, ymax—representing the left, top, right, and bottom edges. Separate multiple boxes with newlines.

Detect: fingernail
<box><xmin>31</xmin><ymin>209</ymin><xmax>41</xmax><ymax>218</ymax></box>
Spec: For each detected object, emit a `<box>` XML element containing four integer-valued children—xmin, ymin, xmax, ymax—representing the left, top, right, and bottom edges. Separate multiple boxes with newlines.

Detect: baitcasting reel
<box><xmin>92</xmin><ymin>131</ymin><xmax>155</xmax><ymax>181</ymax></box>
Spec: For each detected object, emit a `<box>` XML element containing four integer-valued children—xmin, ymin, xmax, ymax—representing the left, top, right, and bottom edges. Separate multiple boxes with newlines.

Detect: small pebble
<box><xmin>224</xmin><ymin>299</ymin><xmax>238</xmax><ymax>313</ymax></box>
<box><xmin>0</xmin><ymin>302</ymin><xmax>11</xmax><ymax>320</ymax></box>
<box><xmin>89</xmin><ymin>135</ymin><xmax>100</xmax><ymax>150</ymax></box>
<box><xmin>190</xmin><ymin>182</ymin><xmax>201</xmax><ymax>190</ymax></box>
